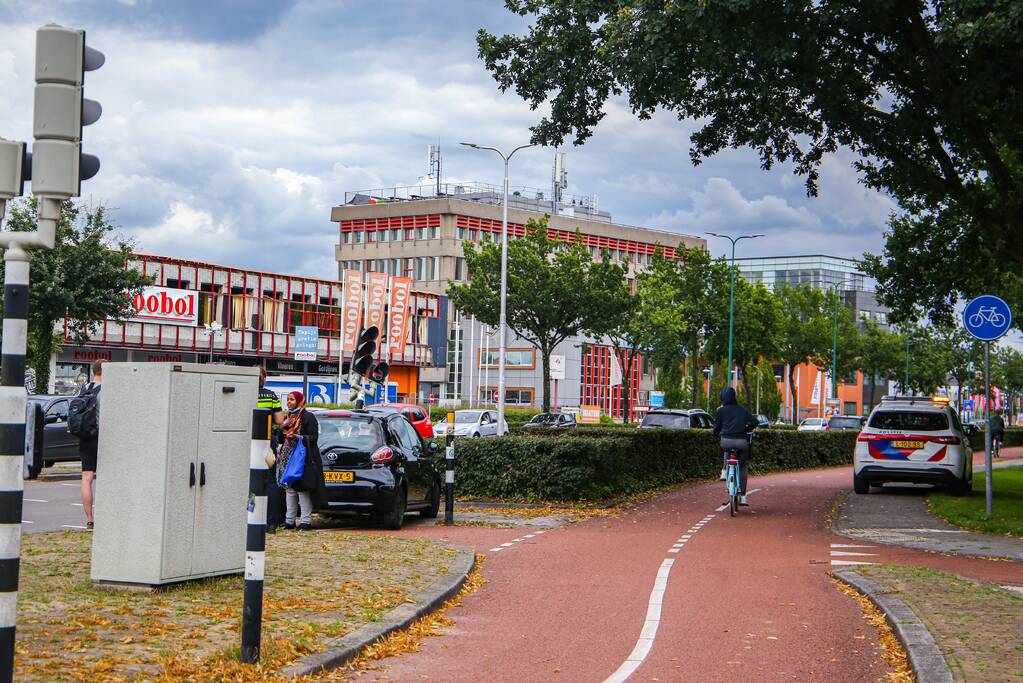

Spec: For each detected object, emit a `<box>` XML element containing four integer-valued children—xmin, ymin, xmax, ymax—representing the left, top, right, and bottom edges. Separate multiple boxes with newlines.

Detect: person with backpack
<box><xmin>69</xmin><ymin>359</ymin><xmax>103</xmax><ymax>529</ymax></box>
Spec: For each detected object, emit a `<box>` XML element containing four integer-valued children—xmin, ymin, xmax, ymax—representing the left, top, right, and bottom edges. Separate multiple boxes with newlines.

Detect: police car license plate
<box><xmin>893</xmin><ymin>440</ymin><xmax>924</xmax><ymax>449</ymax></box>
<box><xmin>324</xmin><ymin>471</ymin><xmax>355</xmax><ymax>482</ymax></box>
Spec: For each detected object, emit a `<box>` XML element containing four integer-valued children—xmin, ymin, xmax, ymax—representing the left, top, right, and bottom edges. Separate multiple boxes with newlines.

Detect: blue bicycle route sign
<box><xmin>962</xmin><ymin>295</ymin><xmax>1012</xmax><ymax>341</ymax></box>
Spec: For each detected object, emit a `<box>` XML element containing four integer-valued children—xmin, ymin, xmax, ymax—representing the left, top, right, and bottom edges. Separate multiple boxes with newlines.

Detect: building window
<box><xmin>417</xmin><ymin>226</ymin><xmax>428</xmax><ymax>240</ymax></box>
<box><xmin>378</xmin><ymin>259</ymin><xmax>388</xmax><ymax>274</ymax></box>
<box><xmin>469</xmin><ymin>229</ymin><xmax>478</xmax><ymax>241</ymax></box>
<box><xmin>457</xmin><ymin>227</ymin><xmax>466</xmax><ymax>240</ymax></box>
<box><xmin>403</xmin><ymin>258</ymin><xmax>414</xmax><ymax>278</ymax></box>
<box><xmin>391</xmin><ymin>258</ymin><xmax>401</xmax><ymax>277</ymax></box>
<box><xmin>432</xmin><ymin>256</ymin><xmax>440</xmax><ymax>279</ymax></box>
<box><xmin>454</xmin><ymin>257</ymin><xmax>466</xmax><ymax>281</ymax></box>
<box><xmin>354</xmin><ymin>231</ymin><xmax>364</xmax><ymax>244</ymax></box>
<box><xmin>380</xmin><ymin>229</ymin><xmax>389</xmax><ymax>242</ymax></box>
<box><xmin>877</xmin><ymin>312</ymin><xmax>887</xmax><ymax>324</ymax></box>
<box><xmin>478</xmin><ymin>387</ymin><xmax>533</xmax><ymax>405</ymax></box>
<box><xmin>391</xmin><ymin>228</ymin><xmax>401</xmax><ymax>241</ymax></box>
<box><xmin>479</xmin><ymin>348</ymin><xmax>534</xmax><ymax>368</ymax></box>
<box><xmin>430</xmin><ymin>225</ymin><xmax>440</xmax><ymax>239</ymax></box>
<box><xmin>405</xmin><ymin>228</ymin><xmax>415</xmax><ymax>240</ymax></box>
<box><xmin>367</xmin><ymin>230</ymin><xmax>376</xmax><ymax>243</ymax></box>
<box><xmin>342</xmin><ymin>232</ymin><xmax>352</xmax><ymax>245</ymax></box>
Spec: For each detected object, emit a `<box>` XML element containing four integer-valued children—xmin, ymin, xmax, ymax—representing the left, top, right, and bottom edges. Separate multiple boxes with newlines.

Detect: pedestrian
<box><xmin>276</xmin><ymin>391</ymin><xmax>326</xmax><ymax>530</ymax></box>
<box><xmin>70</xmin><ymin>359</ymin><xmax>103</xmax><ymax>529</ymax></box>
<box><xmin>257</xmin><ymin>368</ymin><xmax>286</xmax><ymax>532</ymax></box>
<box><xmin>712</xmin><ymin>386</ymin><xmax>759</xmax><ymax>506</ymax></box>
<box><xmin>990</xmin><ymin>408</ymin><xmax>1005</xmax><ymax>457</ymax></box>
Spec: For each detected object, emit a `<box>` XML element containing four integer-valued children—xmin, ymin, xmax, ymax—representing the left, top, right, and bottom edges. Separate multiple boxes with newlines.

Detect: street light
<box><xmin>460</xmin><ymin>141</ymin><xmax>536</xmax><ymax>435</ymax></box>
<box><xmin>706</xmin><ymin>232</ymin><xmax>763</xmax><ymax>388</ymax></box>
<box><xmin>203</xmin><ymin>320</ymin><xmax>223</xmax><ymax>363</ymax></box>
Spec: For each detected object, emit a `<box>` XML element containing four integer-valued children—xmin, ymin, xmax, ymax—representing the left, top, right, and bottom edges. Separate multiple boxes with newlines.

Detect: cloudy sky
<box><xmin>0</xmin><ymin>0</ymin><xmax>897</xmax><ymax>279</ymax></box>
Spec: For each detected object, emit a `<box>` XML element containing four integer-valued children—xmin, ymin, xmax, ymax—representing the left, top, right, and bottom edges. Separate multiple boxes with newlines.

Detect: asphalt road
<box><xmin>21</xmin><ymin>464</ymin><xmax>90</xmax><ymax>532</ymax></box>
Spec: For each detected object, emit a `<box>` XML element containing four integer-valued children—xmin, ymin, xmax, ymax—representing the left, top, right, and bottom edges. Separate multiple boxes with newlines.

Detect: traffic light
<box><xmin>351</xmin><ymin>327</ymin><xmax>380</xmax><ymax>377</ymax></box>
<box><xmin>368</xmin><ymin>360</ymin><xmax>389</xmax><ymax>384</ymax></box>
<box><xmin>30</xmin><ymin>24</ymin><xmax>104</xmax><ymax>198</ymax></box>
<box><xmin>0</xmin><ymin>139</ymin><xmax>28</xmax><ymax>201</ymax></box>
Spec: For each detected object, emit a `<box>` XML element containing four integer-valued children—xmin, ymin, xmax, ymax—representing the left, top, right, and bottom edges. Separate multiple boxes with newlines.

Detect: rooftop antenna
<box><xmin>427</xmin><ymin>143</ymin><xmax>442</xmax><ymax>197</ymax></box>
<box><xmin>552</xmin><ymin>152</ymin><xmax>567</xmax><ymax>214</ymax></box>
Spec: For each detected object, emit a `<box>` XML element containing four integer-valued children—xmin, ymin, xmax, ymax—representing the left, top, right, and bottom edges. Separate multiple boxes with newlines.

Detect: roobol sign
<box><xmin>128</xmin><ymin>286</ymin><xmax>198</xmax><ymax>326</ymax></box>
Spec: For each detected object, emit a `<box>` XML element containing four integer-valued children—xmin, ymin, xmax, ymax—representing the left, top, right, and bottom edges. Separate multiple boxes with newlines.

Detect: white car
<box><xmin>450</xmin><ymin>410</ymin><xmax>509</xmax><ymax>438</ymax></box>
<box><xmin>853</xmin><ymin>396</ymin><xmax>974</xmax><ymax>496</ymax></box>
<box><xmin>797</xmin><ymin>418</ymin><xmax>828</xmax><ymax>432</ymax></box>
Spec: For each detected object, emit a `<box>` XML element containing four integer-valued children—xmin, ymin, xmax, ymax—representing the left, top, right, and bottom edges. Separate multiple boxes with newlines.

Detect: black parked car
<box><xmin>638</xmin><ymin>409</ymin><xmax>714</xmax><ymax>429</ymax></box>
<box><xmin>522</xmin><ymin>413</ymin><xmax>578</xmax><ymax>429</ymax></box>
<box><xmin>25</xmin><ymin>395</ymin><xmax>80</xmax><ymax>478</ymax></box>
<box><xmin>827</xmin><ymin>415</ymin><xmax>866</xmax><ymax>431</ymax></box>
<box><xmin>316</xmin><ymin>409</ymin><xmax>441</xmax><ymax>530</ymax></box>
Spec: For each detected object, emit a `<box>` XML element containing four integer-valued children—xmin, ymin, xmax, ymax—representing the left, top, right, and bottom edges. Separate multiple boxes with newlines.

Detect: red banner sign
<box><xmin>365</xmin><ymin>272</ymin><xmax>389</xmax><ymax>351</ymax></box>
<box><xmin>387</xmin><ymin>277</ymin><xmax>413</xmax><ymax>356</ymax></box>
<box><xmin>341</xmin><ymin>270</ymin><xmax>364</xmax><ymax>356</ymax></box>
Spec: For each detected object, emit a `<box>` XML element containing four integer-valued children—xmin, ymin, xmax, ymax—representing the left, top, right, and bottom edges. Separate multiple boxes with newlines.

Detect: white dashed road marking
<box><xmin>24</xmin><ymin>499</ymin><xmax>48</xmax><ymax>503</ymax></box>
<box><xmin>488</xmin><ymin>528</ymin><xmax>548</xmax><ymax>554</ymax></box>
<box><xmin>829</xmin><ymin>542</ymin><xmax>878</xmax><ymax>566</ymax></box>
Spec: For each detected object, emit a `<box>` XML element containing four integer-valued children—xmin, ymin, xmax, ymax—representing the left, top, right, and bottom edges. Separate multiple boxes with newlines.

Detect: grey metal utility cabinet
<box><xmin>91</xmin><ymin>363</ymin><xmax>259</xmax><ymax>587</ymax></box>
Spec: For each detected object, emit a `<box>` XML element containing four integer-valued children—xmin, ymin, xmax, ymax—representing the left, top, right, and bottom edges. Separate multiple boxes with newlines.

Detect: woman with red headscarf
<box><xmin>276</xmin><ymin>391</ymin><xmax>326</xmax><ymax>529</ymax></box>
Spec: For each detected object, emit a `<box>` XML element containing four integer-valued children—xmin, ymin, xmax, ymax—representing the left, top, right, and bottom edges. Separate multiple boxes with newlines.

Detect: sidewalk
<box><xmin>834</xmin><ymin>486</ymin><xmax>1023</xmax><ymax>561</ymax></box>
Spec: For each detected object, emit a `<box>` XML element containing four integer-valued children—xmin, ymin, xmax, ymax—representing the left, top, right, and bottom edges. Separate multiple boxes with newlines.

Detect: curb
<box><xmin>284</xmin><ymin>544</ymin><xmax>477</xmax><ymax>678</ymax></box>
<box><xmin>833</xmin><ymin>570</ymin><xmax>953</xmax><ymax>683</ymax></box>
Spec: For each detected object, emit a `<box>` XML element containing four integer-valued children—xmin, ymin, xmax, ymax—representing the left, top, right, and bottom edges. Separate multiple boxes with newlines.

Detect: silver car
<box><xmin>451</xmin><ymin>410</ymin><xmax>509</xmax><ymax>438</ymax></box>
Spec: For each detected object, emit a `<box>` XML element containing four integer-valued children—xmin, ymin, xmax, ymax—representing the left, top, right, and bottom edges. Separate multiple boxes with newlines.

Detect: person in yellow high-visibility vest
<box><xmin>258</xmin><ymin>368</ymin><xmax>286</xmax><ymax>531</ymax></box>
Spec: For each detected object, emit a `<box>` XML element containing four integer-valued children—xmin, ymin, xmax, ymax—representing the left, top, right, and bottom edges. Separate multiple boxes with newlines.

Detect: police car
<box><xmin>854</xmin><ymin>395</ymin><xmax>974</xmax><ymax>496</ymax></box>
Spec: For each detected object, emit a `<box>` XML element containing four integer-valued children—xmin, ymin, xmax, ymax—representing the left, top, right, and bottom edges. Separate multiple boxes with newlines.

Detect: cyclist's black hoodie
<box><xmin>712</xmin><ymin>387</ymin><xmax>758</xmax><ymax>439</ymax></box>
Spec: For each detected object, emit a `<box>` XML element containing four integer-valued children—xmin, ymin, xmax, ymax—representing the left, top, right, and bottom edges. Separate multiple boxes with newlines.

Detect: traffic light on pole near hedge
<box><xmin>350</xmin><ymin>326</ymin><xmax>390</xmax><ymax>402</ymax></box>
<box><xmin>31</xmin><ymin>24</ymin><xmax>104</xmax><ymax>199</ymax></box>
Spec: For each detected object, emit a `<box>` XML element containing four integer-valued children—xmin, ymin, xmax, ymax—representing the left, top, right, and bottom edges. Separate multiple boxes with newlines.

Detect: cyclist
<box><xmin>990</xmin><ymin>409</ymin><xmax>1005</xmax><ymax>458</ymax></box>
<box><xmin>713</xmin><ymin>386</ymin><xmax>759</xmax><ymax>505</ymax></box>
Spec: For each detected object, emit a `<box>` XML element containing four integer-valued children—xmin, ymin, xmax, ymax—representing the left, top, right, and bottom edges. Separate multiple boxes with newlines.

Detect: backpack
<box><xmin>69</xmin><ymin>384</ymin><xmax>100</xmax><ymax>438</ymax></box>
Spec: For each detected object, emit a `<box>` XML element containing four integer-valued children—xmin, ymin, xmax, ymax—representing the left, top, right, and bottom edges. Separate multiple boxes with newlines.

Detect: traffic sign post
<box><xmin>294</xmin><ymin>326</ymin><xmax>319</xmax><ymax>398</ymax></box>
<box><xmin>962</xmin><ymin>295</ymin><xmax>1012</xmax><ymax>518</ymax></box>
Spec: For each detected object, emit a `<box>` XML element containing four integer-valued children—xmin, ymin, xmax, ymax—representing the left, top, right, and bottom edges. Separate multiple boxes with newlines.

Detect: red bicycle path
<box><xmin>344</xmin><ymin>462</ymin><xmax>1021</xmax><ymax>682</ymax></box>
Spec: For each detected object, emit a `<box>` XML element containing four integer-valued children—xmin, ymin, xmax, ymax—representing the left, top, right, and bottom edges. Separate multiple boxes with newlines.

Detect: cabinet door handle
<box><xmin>189</xmin><ymin>463</ymin><xmax>196</xmax><ymax>487</ymax></box>
<box><xmin>200</xmin><ymin>462</ymin><xmax>206</xmax><ymax>486</ymax></box>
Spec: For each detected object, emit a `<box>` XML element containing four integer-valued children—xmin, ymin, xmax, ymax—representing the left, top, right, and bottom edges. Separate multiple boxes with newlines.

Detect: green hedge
<box><xmin>438</xmin><ymin>429</ymin><xmax>858</xmax><ymax>502</ymax></box>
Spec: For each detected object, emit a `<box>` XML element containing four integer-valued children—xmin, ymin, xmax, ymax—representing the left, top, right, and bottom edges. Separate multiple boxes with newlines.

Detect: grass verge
<box><xmin>930</xmin><ymin>467</ymin><xmax>1023</xmax><ymax>537</ymax></box>
<box><xmin>16</xmin><ymin>530</ymin><xmax>458</xmax><ymax>681</ymax></box>
<box><xmin>850</xmin><ymin>564</ymin><xmax>1023</xmax><ymax>682</ymax></box>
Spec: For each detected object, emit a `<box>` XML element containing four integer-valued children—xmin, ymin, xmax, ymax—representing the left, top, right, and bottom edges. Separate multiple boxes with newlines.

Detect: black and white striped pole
<box><xmin>242</xmin><ymin>408</ymin><xmax>272</xmax><ymax>664</ymax></box>
<box><xmin>444</xmin><ymin>411</ymin><xmax>455</xmax><ymax>525</ymax></box>
<box><xmin>0</xmin><ymin>241</ymin><xmax>29</xmax><ymax>682</ymax></box>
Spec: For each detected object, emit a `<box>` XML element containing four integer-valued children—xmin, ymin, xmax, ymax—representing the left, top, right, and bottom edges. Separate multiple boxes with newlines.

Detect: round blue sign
<box><xmin>962</xmin><ymin>295</ymin><xmax>1012</xmax><ymax>341</ymax></box>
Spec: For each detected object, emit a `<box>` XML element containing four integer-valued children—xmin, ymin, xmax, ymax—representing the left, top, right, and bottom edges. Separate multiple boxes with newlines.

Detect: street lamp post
<box><xmin>706</xmin><ymin>232</ymin><xmax>763</xmax><ymax>388</ymax></box>
<box><xmin>832</xmin><ymin>285</ymin><xmax>839</xmax><ymax>404</ymax></box>
<box><xmin>460</xmin><ymin>141</ymin><xmax>535</xmax><ymax>435</ymax></box>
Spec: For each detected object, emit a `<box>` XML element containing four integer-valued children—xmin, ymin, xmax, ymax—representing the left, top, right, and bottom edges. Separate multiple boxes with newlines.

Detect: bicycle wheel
<box><xmin>990</xmin><ymin>312</ymin><xmax>1006</xmax><ymax>327</ymax></box>
<box><xmin>730</xmin><ymin>494</ymin><xmax>738</xmax><ymax>517</ymax></box>
<box><xmin>968</xmin><ymin>313</ymin><xmax>984</xmax><ymax>327</ymax></box>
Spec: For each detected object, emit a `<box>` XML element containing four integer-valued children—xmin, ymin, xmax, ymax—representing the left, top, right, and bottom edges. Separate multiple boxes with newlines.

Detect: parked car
<box><xmin>316</xmin><ymin>409</ymin><xmax>442</xmax><ymax>530</ymax></box>
<box><xmin>854</xmin><ymin>395</ymin><xmax>973</xmax><ymax>496</ymax></box>
<box><xmin>522</xmin><ymin>413</ymin><xmax>578</xmax><ymax>429</ymax></box>
<box><xmin>638</xmin><ymin>409</ymin><xmax>714</xmax><ymax>430</ymax></box>
<box><xmin>25</xmin><ymin>395</ymin><xmax>80</xmax><ymax>478</ymax></box>
<box><xmin>827</xmin><ymin>415</ymin><xmax>865</xmax><ymax>431</ymax></box>
<box><xmin>449</xmin><ymin>409</ymin><xmax>509</xmax><ymax>438</ymax></box>
<box><xmin>754</xmin><ymin>414</ymin><xmax>772</xmax><ymax>429</ymax></box>
<box><xmin>797</xmin><ymin>418</ymin><xmax>828</xmax><ymax>432</ymax></box>
<box><xmin>365</xmin><ymin>402</ymin><xmax>434</xmax><ymax>439</ymax></box>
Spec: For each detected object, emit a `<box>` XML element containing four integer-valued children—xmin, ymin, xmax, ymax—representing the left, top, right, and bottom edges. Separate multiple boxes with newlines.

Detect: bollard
<box><xmin>444</xmin><ymin>411</ymin><xmax>455</xmax><ymax>525</ymax></box>
<box><xmin>0</xmin><ymin>246</ymin><xmax>30</xmax><ymax>682</ymax></box>
<box><xmin>242</xmin><ymin>408</ymin><xmax>272</xmax><ymax>664</ymax></box>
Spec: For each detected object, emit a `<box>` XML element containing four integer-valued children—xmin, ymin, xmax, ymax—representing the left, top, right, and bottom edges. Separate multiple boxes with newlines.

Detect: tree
<box><xmin>589</xmin><ymin>255</ymin><xmax>653</xmax><ymax>421</ymax></box>
<box><xmin>994</xmin><ymin>346</ymin><xmax>1023</xmax><ymax>424</ymax></box>
<box><xmin>811</xmin><ymin>288</ymin><xmax>863</xmax><ymax>392</ymax></box>
<box><xmin>447</xmin><ymin>216</ymin><xmax>615</xmax><ymax>412</ymax></box>
<box><xmin>939</xmin><ymin>326</ymin><xmax>985</xmax><ymax>412</ymax></box>
<box><xmin>0</xmin><ymin>199</ymin><xmax>150</xmax><ymax>390</ymax></box>
<box><xmin>637</xmin><ymin>246</ymin><xmax>730</xmax><ymax>409</ymax></box>
<box><xmin>705</xmin><ymin>277</ymin><xmax>781</xmax><ymax>400</ymax></box>
<box><xmin>858</xmin><ymin>322</ymin><xmax>905</xmax><ymax>410</ymax></box>
<box><xmin>479</xmin><ymin>2</ymin><xmax>1023</xmax><ymax>328</ymax></box>
<box><xmin>903</xmin><ymin>325</ymin><xmax>951</xmax><ymax>394</ymax></box>
<box><xmin>775</xmin><ymin>284</ymin><xmax>832</xmax><ymax>422</ymax></box>
<box><xmin>739</xmin><ymin>359</ymin><xmax>783</xmax><ymax>420</ymax></box>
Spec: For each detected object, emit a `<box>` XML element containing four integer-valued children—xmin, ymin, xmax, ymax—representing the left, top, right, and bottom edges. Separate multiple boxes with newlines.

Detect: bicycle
<box><xmin>993</xmin><ymin>435</ymin><xmax>1002</xmax><ymax>458</ymax></box>
<box><xmin>724</xmin><ymin>448</ymin><xmax>741</xmax><ymax>517</ymax></box>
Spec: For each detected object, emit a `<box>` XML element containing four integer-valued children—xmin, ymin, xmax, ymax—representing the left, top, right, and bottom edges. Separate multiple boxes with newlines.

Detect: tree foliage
<box><xmin>858</xmin><ymin>321</ymin><xmax>906</xmax><ymax>409</ymax></box>
<box><xmin>0</xmin><ymin>199</ymin><xmax>151</xmax><ymax>390</ymax></box>
<box><xmin>479</xmin><ymin>1</ymin><xmax>1023</xmax><ymax>327</ymax></box>
<box><xmin>705</xmin><ymin>277</ymin><xmax>782</xmax><ymax>400</ymax></box>
<box><xmin>775</xmin><ymin>284</ymin><xmax>833</xmax><ymax>420</ymax></box>
<box><xmin>447</xmin><ymin>216</ymin><xmax>617</xmax><ymax>412</ymax></box>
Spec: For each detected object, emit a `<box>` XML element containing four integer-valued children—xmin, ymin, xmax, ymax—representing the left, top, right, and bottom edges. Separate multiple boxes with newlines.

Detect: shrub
<box><xmin>440</xmin><ymin>429</ymin><xmax>858</xmax><ymax>502</ymax></box>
